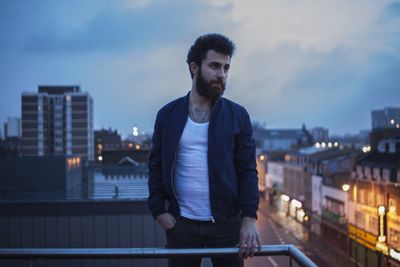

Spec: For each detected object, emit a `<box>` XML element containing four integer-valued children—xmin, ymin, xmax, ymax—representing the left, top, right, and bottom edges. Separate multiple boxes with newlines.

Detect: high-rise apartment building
<box><xmin>21</xmin><ymin>86</ymin><xmax>94</xmax><ymax>161</ymax></box>
<box><xmin>4</xmin><ymin>116</ymin><xmax>21</xmax><ymax>138</ymax></box>
<box><xmin>371</xmin><ymin>107</ymin><xmax>400</xmax><ymax>129</ymax></box>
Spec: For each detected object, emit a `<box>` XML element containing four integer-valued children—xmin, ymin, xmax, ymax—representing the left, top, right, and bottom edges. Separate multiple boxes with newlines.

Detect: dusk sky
<box><xmin>1</xmin><ymin>0</ymin><xmax>399</xmax><ymax>138</ymax></box>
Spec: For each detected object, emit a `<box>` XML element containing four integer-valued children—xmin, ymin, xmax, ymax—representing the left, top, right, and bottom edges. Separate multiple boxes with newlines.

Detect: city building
<box><xmin>348</xmin><ymin>135</ymin><xmax>400</xmax><ymax>267</ymax></box>
<box><xmin>265</xmin><ymin>160</ymin><xmax>285</xmax><ymax>205</ymax></box>
<box><xmin>0</xmin><ymin>156</ymin><xmax>82</xmax><ymax>200</ymax></box>
<box><xmin>94</xmin><ymin>128</ymin><xmax>122</xmax><ymax>162</ymax></box>
<box><xmin>1</xmin><ymin>117</ymin><xmax>22</xmax><ymax>158</ymax></box>
<box><xmin>21</xmin><ymin>85</ymin><xmax>94</xmax><ymax>161</ymax></box>
<box><xmin>283</xmin><ymin>146</ymin><xmax>358</xmax><ymax>240</ymax></box>
<box><xmin>370</xmin><ymin>128</ymin><xmax>400</xmax><ymax>151</ymax></box>
<box><xmin>372</xmin><ymin>107</ymin><xmax>400</xmax><ymax>129</ymax></box>
<box><xmin>330</xmin><ymin>130</ymin><xmax>370</xmax><ymax>150</ymax></box>
<box><xmin>320</xmin><ymin>172</ymin><xmax>351</xmax><ymax>255</ymax></box>
<box><xmin>256</xmin><ymin>154</ymin><xmax>267</xmax><ymax>197</ymax></box>
<box><xmin>0</xmin><ymin>137</ymin><xmax>21</xmax><ymax>158</ymax></box>
<box><xmin>253</xmin><ymin>124</ymin><xmax>313</xmax><ymax>152</ymax></box>
<box><xmin>97</xmin><ymin>149</ymin><xmax>150</xmax><ymax>166</ymax></box>
<box><xmin>3</xmin><ymin>116</ymin><xmax>21</xmax><ymax>138</ymax></box>
<box><xmin>311</xmin><ymin>127</ymin><xmax>329</xmax><ymax>142</ymax></box>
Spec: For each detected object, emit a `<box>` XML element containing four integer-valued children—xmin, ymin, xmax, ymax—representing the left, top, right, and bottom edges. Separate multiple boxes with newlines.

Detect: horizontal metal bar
<box><xmin>0</xmin><ymin>245</ymin><xmax>317</xmax><ymax>267</ymax></box>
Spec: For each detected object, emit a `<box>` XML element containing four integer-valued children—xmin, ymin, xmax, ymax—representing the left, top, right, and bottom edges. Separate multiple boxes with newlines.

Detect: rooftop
<box><xmin>0</xmin><ymin>167</ymin><xmax>149</xmax><ymax>203</ymax></box>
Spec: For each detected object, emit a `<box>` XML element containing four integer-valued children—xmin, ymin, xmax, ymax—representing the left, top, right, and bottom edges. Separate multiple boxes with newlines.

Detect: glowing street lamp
<box><xmin>280</xmin><ymin>194</ymin><xmax>290</xmax><ymax>202</ymax></box>
<box><xmin>342</xmin><ymin>184</ymin><xmax>350</xmax><ymax>192</ymax></box>
<box><xmin>376</xmin><ymin>205</ymin><xmax>389</xmax><ymax>255</ymax></box>
<box><xmin>334</xmin><ymin>142</ymin><xmax>339</xmax><ymax>147</ymax></box>
<box><xmin>132</xmin><ymin>126</ymin><xmax>139</xmax><ymax>137</ymax></box>
<box><xmin>291</xmin><ymin>199</ymin><xmax>302</xmax><ymax>208</ymax></box>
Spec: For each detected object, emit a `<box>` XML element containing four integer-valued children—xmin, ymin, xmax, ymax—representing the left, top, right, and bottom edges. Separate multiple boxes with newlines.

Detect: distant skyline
<box><xmin>1</xmin><ymin>0</ymin><xmax>399</xmax><ymax>137</ymax></box>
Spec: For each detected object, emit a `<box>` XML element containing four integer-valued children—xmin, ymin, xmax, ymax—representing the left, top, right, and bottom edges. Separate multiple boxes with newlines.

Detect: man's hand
<box><xmin>156</xmin><ymin>213</ymin><xmax>176</xmax><ymax>230</ymax></box>
<box><xmin>238</xmin><ymin>217</ymin><xmax>261</xmax><ymax>259</ymax></box>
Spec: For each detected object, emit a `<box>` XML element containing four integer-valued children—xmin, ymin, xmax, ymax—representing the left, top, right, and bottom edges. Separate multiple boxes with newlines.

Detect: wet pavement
<box><xmin>245</xmin><ymin>198</ymin><xmax>354</xmax><ymax>267</ymax></box>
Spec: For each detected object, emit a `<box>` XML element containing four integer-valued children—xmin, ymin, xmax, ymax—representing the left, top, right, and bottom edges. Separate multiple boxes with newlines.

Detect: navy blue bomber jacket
<box><xmin>148</xmin><ymin>92</ymin><xmax>259</xmax><ymax>221</ymax></box>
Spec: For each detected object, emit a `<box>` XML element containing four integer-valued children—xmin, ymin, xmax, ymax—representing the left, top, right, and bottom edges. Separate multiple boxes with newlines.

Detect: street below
<box><xmin>245</xmin><ymin>198</ymin><xmax>354</xmax><ymax>267</ymax></box>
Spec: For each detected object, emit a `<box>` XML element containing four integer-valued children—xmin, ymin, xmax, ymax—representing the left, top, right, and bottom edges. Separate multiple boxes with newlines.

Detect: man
<box><xmin>148</xmin><ymin>33</ymin><xmax>260</xmax><ymax>267</ymax></box>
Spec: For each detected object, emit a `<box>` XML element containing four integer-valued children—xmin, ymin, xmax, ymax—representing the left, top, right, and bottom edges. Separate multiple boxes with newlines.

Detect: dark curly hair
<box><xmin>186</xmin><ymin>33</ymin><xmax>235</xmax><ymax>78</ymax></box>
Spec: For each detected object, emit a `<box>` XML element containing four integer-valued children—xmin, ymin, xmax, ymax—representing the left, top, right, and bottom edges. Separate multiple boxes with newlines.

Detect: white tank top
<box><xmin>174</xmin><ymin>116</ymin><xmax>212</xmax><ymax>221</ymax></box>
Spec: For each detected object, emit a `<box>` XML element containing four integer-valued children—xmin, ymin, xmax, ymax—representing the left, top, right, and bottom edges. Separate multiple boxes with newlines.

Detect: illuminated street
<box><xmin>245</xmin><ymin>198</ymin><xmax>354</xmax><ymax>267</ymax></box>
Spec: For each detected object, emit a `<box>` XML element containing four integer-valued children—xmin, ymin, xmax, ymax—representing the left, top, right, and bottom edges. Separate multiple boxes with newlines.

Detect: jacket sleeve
<box><xmin>235</xmin><ymin>109</ymin><xmax>259</xmax><ymax>219</ymax></box>
<box><xmin>148</xmin><ymin>111</ymin><xmax>167</xmax><ymax>220</ymax></box>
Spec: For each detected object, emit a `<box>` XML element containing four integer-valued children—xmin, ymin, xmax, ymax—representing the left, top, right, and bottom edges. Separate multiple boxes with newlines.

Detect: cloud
<box><xmin>206</xmin><ymin>0</ymin><xmax>400</xmax><ymax>132</ymax></box>
<box><xmin>1</xmin><ymin>0</ymin><xmax>399</xmax><ymax>136</ymax></box>
<box><xmin>22</xmin><ymin>0</ymin><xmax>231</xmax><ymax>54</ymax></box>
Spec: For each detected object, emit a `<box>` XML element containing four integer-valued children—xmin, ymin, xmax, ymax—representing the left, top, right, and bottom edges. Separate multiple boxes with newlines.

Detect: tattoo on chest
<box><xmin>189</xmin><ymin>106</ymin><xmax>210</xmax><ymax>123</ymax></box>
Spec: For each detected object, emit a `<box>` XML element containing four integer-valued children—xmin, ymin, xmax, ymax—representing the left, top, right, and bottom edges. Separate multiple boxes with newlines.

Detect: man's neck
<box><xmin>190</xmin><ymin>86</ymin><xmax>212</xmax><ymax>110</ymax></box>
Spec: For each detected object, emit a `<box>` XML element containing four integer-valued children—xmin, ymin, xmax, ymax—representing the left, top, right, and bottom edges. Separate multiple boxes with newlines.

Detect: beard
<box><xmin>196</xmin><ymin>68</ymin><xmax>226</xmax><ymax>101</ymax></box>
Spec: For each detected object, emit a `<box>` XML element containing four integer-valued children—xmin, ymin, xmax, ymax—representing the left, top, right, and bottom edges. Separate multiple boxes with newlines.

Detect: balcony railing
<box><xmin>0</xmin><ymin>244</ymin><xmax>317</xmax><ymax>267</ymax></box>
<box><xmin>322</xmin><ymin>208</ymin><xmax>347</xmax><ymax>225</ymax></box>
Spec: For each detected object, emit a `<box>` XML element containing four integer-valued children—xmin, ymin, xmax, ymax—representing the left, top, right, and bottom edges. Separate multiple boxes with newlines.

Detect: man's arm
<box><xmin>148</xmin><ymin>112</ymin><xmax>168</xmax><ymax>220</ymax></box>
<box><xmin>234</xmin><ymin>109</ymin><xmax>261</xmax><ymax>258</ymax></box>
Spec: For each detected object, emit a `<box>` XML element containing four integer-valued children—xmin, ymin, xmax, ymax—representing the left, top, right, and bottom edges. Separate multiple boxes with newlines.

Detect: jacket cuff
<box><xmin>241</xmin><ymin>211</ymin><xmax>258</xmax><ymax>220</ymax></box>
<box><xmin>151</xmin><ymin>206</ymin><xmax>167</xmax><ymax>220</ymax></box>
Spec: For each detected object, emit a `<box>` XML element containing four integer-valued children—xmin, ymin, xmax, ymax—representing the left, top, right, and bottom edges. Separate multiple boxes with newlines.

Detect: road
<box><xmin>245</xmin><ymin>199</ymin><xmax>353</xmax><ymax>267</ymax></box>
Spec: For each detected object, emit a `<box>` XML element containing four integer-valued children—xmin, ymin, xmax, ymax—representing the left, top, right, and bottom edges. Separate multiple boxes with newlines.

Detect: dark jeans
<box><xmin>165</xmin><ymin>215</ymin><xmax>244</xmax><ymax>267</ymax></box>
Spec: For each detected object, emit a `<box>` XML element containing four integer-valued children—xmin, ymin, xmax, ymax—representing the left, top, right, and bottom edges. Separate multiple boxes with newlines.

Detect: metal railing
<box><xmin>0</xmin><ymin>244</ymin><xmax>317</xmax><ymax>267</ymax></box>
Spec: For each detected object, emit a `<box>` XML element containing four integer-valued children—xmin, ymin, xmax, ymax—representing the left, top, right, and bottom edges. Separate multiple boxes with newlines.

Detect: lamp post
<box><xmin>341</xmin><ymin>182</ymin><xmax>356</xmax><ymax>265</ymax></box>
<box><xmin>353</xmin><ymin>178</ymin><xmax>358</xmax><ymax>267</ymax></box>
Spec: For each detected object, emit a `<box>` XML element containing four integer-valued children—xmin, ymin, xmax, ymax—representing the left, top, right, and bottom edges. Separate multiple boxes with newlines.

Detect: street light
<box><xmin>342</xmin><ymin>184</ymin><xmax>350</xmax><ymax>192</ymax></box>
<box><xmin>334</xmin><ymin>142</ymin><xmax>339</xmax><ymax>147</ymax></box>
<box><xmin>133</xmin><ymin>126</ymin><xmax>139</xmax><ymax>137</ymax></box>
<box><xmin>376</xmin><ymin>205</ymin><xmax>389</xmax><ymax>255</ymax></box>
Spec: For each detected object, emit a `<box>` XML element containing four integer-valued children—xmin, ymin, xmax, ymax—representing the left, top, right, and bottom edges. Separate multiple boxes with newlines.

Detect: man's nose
<box><xmin>216</xmin><ymin>68</ymin><xmax>226</xmax><ymax>79</ymax></box>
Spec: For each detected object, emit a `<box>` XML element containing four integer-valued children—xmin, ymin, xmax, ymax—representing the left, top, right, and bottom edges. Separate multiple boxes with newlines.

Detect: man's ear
<box><xmin>189</xmin><ymin>62</ymin><xmax>199</xmax><ymax>78</ymax></box>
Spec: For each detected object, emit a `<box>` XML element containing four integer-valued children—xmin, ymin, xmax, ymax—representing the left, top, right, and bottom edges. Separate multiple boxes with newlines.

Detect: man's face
<box><xmin>195</xmin><ymin>50</ymin><xmax>231</xmax><ymax>101</ymax></box>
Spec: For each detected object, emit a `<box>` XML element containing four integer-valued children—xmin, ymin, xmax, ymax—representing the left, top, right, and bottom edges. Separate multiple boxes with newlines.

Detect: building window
<box><xmin>367</xmin><ymin>191</ymin><xmax>374</xmax><ymax>206</ymax></box>
<box><xmin>359</xmin><ymin>190</ymin><xmax>366</xmax><ymax>204</ymax></box>
<box><xmin>376</xmin><ymin>193</ymin><xmax>384</xmax><ymax>206</ymax></box>
<box><xmin>368</xmin><ymin>216</ymin><xmax>378</xmax><ymax>235</ymax></box>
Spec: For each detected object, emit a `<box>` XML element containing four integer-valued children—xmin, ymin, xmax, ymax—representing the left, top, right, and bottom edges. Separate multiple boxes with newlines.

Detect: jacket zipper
<box><xmin>171</xmin><ymin>148</ymin><xmax>178</xmax><ymax>202</ymax></box>
<box><xmin>208</xmin><ymin>100</ymin><xmax>218</xmax><ymax>224</ymax></box>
